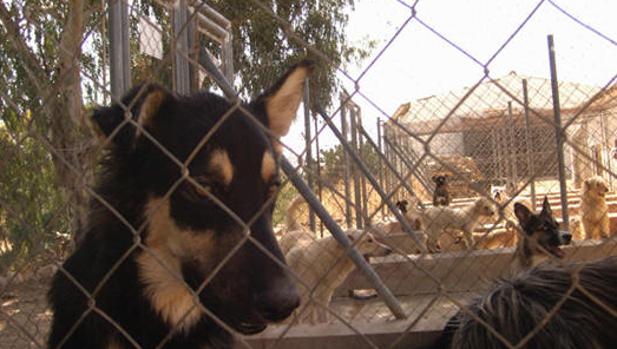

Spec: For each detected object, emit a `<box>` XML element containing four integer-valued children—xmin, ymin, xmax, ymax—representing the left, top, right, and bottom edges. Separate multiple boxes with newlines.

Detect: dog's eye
<box><xmin>268</xmin><ymin>177</ymin><xmax>282</xmax><ymax>196</ymax></box>
<box><xmin>184</xmin><ymin>176</ymin><xmax>214</xmax><ymax>201</ymax></box>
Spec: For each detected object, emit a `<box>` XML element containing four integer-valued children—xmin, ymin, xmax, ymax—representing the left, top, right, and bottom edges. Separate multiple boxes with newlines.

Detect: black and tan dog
<box><xmin>47</xmin><ymin>62</ymin><xmax>313</xmax><ymax>348</ymax></box>
<box><xmin>432</xmin><ymin>175</ymin><xmax>450</xmax><ymax>207</ymax></box>
<box><xmin>512</xmin><ymin>197</ymin><xmax>572</xmax><ymax>272</ymax></box>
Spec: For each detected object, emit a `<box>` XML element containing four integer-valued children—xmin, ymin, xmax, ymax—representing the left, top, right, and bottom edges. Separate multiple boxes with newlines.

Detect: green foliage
<box><xmin>208</xmin><ymin>0</ymin><xmax>372</xmax><ymax>108</ymax></box>
<box><xmin>320</xmin><ymin>142</ymin><xmax>381</xmax><ymax>182</ymax></box>
<box><xmin>272</xmin><ymin>178</ymin><xmax>299</xmax><ymax>227</ymax></box>
<box><xmin>0</xmin><ymin>111</ymin><xmax>68</xmax><ymax>272</ymax></box>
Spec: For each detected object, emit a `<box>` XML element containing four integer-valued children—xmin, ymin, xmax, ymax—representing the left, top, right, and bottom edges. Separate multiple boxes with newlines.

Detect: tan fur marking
<box><xmin>105</xmin><ymin>337</ymin><xmax>124</xmax><ymax>349</ymax></box>
<box><xmin>137</xmin><ymin>89</ymin><xmax>166</xmax><ymax>129</ymax></box>
<box><xmin>137</xmin><ymin>198</ymin><xmax>215</xmax><ymax>333</ymax></box>
<box><xmin>265</xmin><ymin>67</ymin><xmax>309</xmax><ymax>137</ymax></box>
<box><xmin>209</xmin><ymin>149</ymin><xmax>234</xmax><ymax>185</ymax></box>
<box><xmin>261</xmin><ymin>151</ymin><xmax>276</xmax><ymax>182</ymax></box>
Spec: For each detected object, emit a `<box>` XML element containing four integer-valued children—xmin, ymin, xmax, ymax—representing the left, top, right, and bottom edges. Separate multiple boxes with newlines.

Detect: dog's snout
<box><xmin>384</xmin><ymin>246</ymin><xmax>393</xmax><ymax>256</ymax></box>
<box><xmin>561</xmin><ymin>231</ymin><xmax>572</xmax><ymax>245</ymax></box>
<box><xmin>255</xmin><ymin>277</ymin><xmax>300</xmax><ymax>322</ymax></box>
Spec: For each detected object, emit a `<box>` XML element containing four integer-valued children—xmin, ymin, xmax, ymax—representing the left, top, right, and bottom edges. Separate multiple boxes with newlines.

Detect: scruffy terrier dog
<box><xmin>432</xmin><ymin>175</ymin><xmax>451</xmax><ymax>206</ymax></box>
<box><xmin>580</xmin><ymin>176</ymin><xmax>611</xmax><ymax>240</ymax></box>
<box><xmin>447</xmin><ymin>257</ymin><xmax>617</xmax><ymax>349</ymax></box>
<box><xmin>406</xmin><ymin>197</ymin><xmax>495</xmax><ymax>251</ymax></box>
<box><xmin>48</xmin><ymin>61</ymin><xmax>313</xmax><ymax>348</ymax></box>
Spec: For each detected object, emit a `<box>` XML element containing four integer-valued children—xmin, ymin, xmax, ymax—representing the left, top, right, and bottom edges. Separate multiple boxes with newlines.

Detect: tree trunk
<box><xmin>50</xmin><ymin>0</ymin><xmax>93</xmax><ymax>245</ymax></box>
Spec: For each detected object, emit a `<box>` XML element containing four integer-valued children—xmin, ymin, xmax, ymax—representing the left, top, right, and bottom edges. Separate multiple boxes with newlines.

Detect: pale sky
<box><xmin>283</xmin><ymin>0</ymin><xmax>617</xmax><ymax>159</ymax></box>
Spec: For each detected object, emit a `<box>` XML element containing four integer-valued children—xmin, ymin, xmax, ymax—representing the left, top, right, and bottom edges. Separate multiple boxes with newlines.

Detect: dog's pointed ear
<box><xmin>514</xmin><ymin>202</ymin><xmax>532</xmax><ymax>226</ymax></box>
<box><xmin>91</xmin><ymin>84</ymin><xmax>173</xmax><ymax>149</ymax></box>
<box><xmin>259</xmin><ymin>60</ymin><xmax>314</xmax><ymax>138</ymax></box>
<box><xmin>540</xmin><ymin>196</ymin><xmax>552</xmax><ymax>216</ymax></box>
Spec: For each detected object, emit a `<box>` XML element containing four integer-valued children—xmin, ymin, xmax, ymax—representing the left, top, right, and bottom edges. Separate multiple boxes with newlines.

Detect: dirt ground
<box><xmin>0</xmin><ymin>277</ymin><xmax>52</xmax><ymax>348</ymax></box>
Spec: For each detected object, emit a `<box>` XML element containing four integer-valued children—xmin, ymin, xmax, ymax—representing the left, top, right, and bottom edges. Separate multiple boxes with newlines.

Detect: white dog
<box><xmin>407</xmin><ymin>197</ymin><xmax>496</xmax><ymax>251</ymax></box>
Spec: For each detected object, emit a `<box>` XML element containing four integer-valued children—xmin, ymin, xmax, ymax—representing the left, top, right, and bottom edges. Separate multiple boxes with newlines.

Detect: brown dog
<box><xmin>580</xmin><ymin>176</ymin><xmax>610</xmax><ymax>239</ymax></box>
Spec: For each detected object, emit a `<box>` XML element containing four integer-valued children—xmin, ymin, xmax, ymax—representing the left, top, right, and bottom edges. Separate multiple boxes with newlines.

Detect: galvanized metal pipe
<box><xmin>349</xmin><ymin>104</ymin><xmax>363</xmax><ymax>228</ymax></box>
<box><xmin>522</xmin><ymin>79</ymin><xmax>537</xmax><ymax>211</ymax></box>
<box><xmin>548</xmin><ymin>34</ymin><xmax>569</xmax><ymax>226</ymax></box>
<box><xmin>173</xmin><ymin>0</ymin><xmax>191</xmax><ymax>94</ymax></box>
<box><xmin>109</xmin><ymin>0</ymin><xmax>131</xmax><ymax>96</ymax></box>
<box><xmin>377</xmin><ymin>118</ymin><xmax>386</xmax><ymax>217</ymax></box>
<box><xmin>304</xmin><ymin>79</ymin><xmax>316</xmax><ymax>231</ymax></box>
<box><xmin>340</xmin><ymin>96</ymin><xmax>353</xmax><ymax>228</ymax></box>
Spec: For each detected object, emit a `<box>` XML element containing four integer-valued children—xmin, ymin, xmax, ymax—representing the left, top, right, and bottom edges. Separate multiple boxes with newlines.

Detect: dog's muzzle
<box><xmin>559</xmin><ymin>230</ymin><xmax>572</xmax><ymax>245</ymax></box>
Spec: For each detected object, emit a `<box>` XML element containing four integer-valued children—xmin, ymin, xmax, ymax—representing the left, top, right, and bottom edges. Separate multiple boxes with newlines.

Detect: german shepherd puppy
<box><xmin>513</xmin><ymin>197</ymin><xmax>572</xmax><ymax>271</ymax></box>
<box><xmin>47</xmin><ymin>61</ymin><xmax>313</xmax><ymax>348</ymax></box>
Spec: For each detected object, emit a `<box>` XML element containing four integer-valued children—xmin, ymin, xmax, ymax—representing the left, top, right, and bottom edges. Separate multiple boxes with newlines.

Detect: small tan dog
<box><xmin>286</xmin><ymin>230</ymin><xmax>392</xmax><ymax>324</ymax></box>
<box><xmin>580</xmin><ymin>176</ymin><xmax>610</xmax><ymax>240</ymax></box>
<box><xmin>277</xmin><ymin>196</ymin><xmax>394</xmax><ymax>324</ymax></box>
<box><xmin>406</xmin><ymin>197</ymin><xmax>496</xmax><ymax>251</ymax></box>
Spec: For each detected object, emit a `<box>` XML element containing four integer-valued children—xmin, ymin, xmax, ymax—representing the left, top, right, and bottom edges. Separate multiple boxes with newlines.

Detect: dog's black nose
<box><xmin>255</xmin><ymin>277</ymin><xmax>300</xmax><ymax>322</ymax></box>
<box><xmin>562</xmin><ymin>232</ymin><xmax>572</xmax><ymax>244</ymax></box>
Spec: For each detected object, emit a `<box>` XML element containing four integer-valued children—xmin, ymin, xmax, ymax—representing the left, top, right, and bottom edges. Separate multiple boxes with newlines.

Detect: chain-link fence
<box><xmin>1</xmin><ymin>0</ymin><xmax>616</xmax><ymax>348</ymax></box>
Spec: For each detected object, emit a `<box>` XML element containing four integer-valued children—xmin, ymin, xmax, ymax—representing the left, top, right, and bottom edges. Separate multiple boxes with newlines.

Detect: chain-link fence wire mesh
<box><xmin>1</xmin><ymin>0</ymin><xmax>617</xmax><ymax>348</ymax></box>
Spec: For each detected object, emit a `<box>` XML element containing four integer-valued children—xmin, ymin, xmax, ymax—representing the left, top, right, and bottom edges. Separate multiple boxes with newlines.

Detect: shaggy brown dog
<box><xmin>449</xmin><ymin>257</ymin><xmax>617</xmax><ymax>349</ymax></box>
<box><xmin>580</xmin><ymin>176</ymin><xmax>611</xmax><ymax>240</ymax></box>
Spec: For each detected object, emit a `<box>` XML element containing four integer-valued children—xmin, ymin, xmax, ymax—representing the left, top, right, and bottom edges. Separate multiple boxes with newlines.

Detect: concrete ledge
<box><xmin>335</xmin><ymin>239</ymin><xmax>617</xmax><ymax>297</ymax></box>
<box><xmin>237</xmin><ymin>317</ymin><xmax>442</xmax><ymax>349</ymax></box>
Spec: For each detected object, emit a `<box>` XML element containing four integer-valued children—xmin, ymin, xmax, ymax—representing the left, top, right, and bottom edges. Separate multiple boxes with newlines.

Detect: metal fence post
<box><xmin>522</xmin><ymin>79</ymin><xmax>537</xmax><ymax>210</ymax></box>
<box><xmin>109</xmin><ymin>0</ymin><xmax>131</xmax><ymax>96</ymax></box>
<box><xmin>173</xmin><ymin>0</ymin><xmax>191</xmax><ymax>94</ymax></box>
<box><xmin>548</xmin><ymin>34</ymin><xmax>569</xmax><ymax>227</ymax></box>
<box><xmin>304</xmin><ymin>79</ymin><xmax>316</xmax><ymax>232</ymax></box>
<box><xmin>340</xmin><ymin>95</ymin><xmax>352</xmax><ymax>228</ymax></box>
<box><xmin>508</xmin><ymin>101</ymin><xmax>518</xmax><ymax>187</ymax></box>
<box><xmin>377</xmin><ymin>118</ymin><xmax>386</xmax><ymax>217</ymax></box>
<box><xmin>349</xmin><ymin>104</ymin><xmax>363</xmax><ymax>228</ymax></box>
<box><xmin>313</xmin><ymin>113</ymin><xmax>324</xmax><ymax>237</ymax></box>
<box><xmin>356</xmin><ymin>107</ymin><xmax>369</xmax><ymax>225</ymax></box>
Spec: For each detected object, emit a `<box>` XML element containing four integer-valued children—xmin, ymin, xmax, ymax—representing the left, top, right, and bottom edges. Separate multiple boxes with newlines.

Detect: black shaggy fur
<box><xmin>48</xmin><ymin>61</ymin><xmax>313</xmax><ymax>349</ymax></box>
<box><xmin>426</xmin><ymin>257</ymin><xmax>617</xmax><ymax>349</ymax></box>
